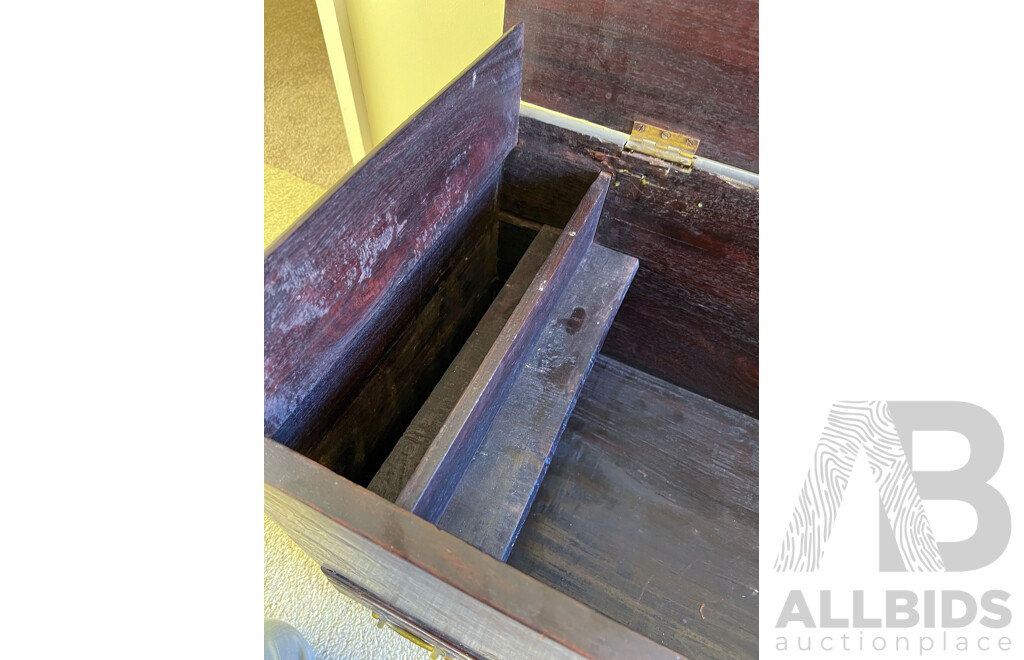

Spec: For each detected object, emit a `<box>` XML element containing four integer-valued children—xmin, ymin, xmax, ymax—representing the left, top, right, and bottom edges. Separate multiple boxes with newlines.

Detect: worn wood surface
<box><xmin>506</xmin><ymin>0</ymin><xmax>758</xmax><ymax>172</ymax></box>
<box><xmin>368</xmin><ymin>226</ymin><xmax>561</xmax><ymax>502</ymax></box>
<box><xmin>295</xmin><ymin>186</ymin><xmax>500</xmax><ymax>484</ymax></box>
<box><xmin>396</xmin><ymin>172</ymin><xmax>611</xmax><ymax>523</ymax></box>
<box><xmin>321</xmin><ymin>567</ymin><xmax>479</xmax><ymax>660</ymax></box>
<box><xmin>438</xmin><ymin>243</ymin><xmax>638</xmax><ymax>561</ymax></box>
<box><xmin>507</xmin><ymin>355</ymin><xmax>758</xmax><ymax>659</ymax></box>
<box><xmin>264</xmin><ymin>25</ymin><xmax>523</xmax><ymax>441</ymax></box>
<box><xmin>265</xmin><ymin>438</ymin><xmax>686</xmax><ymax>660</ymax></box>
<box><xmin>500</xmin><ymin>115</ymin><xmax>758</xmax><ymax>416</ymax></box>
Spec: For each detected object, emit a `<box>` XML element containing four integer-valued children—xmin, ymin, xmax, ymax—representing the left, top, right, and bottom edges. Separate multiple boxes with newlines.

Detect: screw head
<box><xmin>661</xmin><ymin>130</ymin><xmax>671</xmax><ymax>139</ymax></box>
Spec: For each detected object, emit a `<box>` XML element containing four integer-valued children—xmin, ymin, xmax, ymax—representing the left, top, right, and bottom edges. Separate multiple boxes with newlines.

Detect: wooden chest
<box><xmin>265</xmin><ymin>4</ymin><xmax>758</xmax><ymax>658</ymax></box>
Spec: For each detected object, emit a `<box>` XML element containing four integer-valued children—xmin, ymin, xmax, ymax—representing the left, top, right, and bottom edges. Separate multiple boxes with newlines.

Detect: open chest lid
<box><xmin>505</xmin><ymin>0</ymin><xmax>758</xmax><ymax>173</ymax></box>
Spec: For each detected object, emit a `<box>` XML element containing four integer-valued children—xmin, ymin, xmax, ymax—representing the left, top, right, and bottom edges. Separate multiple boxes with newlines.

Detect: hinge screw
<box><xmin>661</xmin><ymin>130</ymin><xmax>671</xmax><ymax>139</ymax></box>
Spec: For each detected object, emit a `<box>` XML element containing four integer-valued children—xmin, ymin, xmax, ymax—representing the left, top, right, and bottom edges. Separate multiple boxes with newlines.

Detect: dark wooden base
<box><xmin>508</xmin><ymin>354</ymin><xmax>758</xmax><ymax>659</ymax></box>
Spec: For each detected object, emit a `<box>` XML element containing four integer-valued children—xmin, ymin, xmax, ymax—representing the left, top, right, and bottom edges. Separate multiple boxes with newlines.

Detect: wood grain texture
<box><xmin>506</xmin><ymin>0</ymin><xmax>758</xmax><ymax>172</ymax></box>
<box><xmin>438</xmin><ymin>243</ymin><xmax>638</xmax><ymax>561</ymax></box>
<box><xmin>368</xmin><ymin>226</ymin><xmax>561</xmax><ymax>503</ymax></box>
<box><xmin>396</xmin><ymin>172</ymin><xmax>612</xmax><ymax>523</ymax></box>
<box><xmin>501</xmin><ymin>115</ymin><xmax>758</xmax><ymax>416</ymax></box>
<box><xmin>295</xmin><ymin>188</ymin><xmax>500</xmax><ymax>484</ymax></box>
<box><xmin>264</xmin><ymin>25</ymin><xmax>523</xmax><ymax>441</ymax></box>
<box><xmin>265</xmin><ymin>438</ymin><xmax>686</xmax><ymax>660</ymax></box>
<box><xmin>320</xmin><ymin>568</ymin><xmax>480</xmax><ymax>660</ymax></box>
<box><xmin>507</xmin><ymin>355</ymin><xmax>758</xmax><ymax>659</ymax></box>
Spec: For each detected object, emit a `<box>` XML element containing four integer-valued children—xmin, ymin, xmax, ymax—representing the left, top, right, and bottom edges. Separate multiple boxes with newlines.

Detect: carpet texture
<box><xmin>263</xmin><ymin>163</ymin><xmax>325</xmax><ymax>248</ymax></box>
<box><xmin>264</xmin><ymin>0</ymin><xmax>352</xmax><ymax>190</ymax></box>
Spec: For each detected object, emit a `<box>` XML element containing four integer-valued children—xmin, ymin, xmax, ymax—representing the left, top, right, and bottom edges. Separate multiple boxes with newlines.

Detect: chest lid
<box><xmin>505</xmin><ymin>0</ymin><xmax>758</xmax><ymax>173</ymax></box>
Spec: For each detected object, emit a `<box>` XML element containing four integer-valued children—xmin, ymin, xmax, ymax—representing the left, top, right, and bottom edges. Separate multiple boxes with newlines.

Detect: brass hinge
<box><xmin>623</xmin><ymin>121</ymin><xmax>700</xmax><ymax>172</ymax></box>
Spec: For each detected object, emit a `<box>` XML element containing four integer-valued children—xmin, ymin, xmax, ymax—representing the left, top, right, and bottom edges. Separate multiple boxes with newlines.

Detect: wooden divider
<box><xmin>438</xmin><ymin>243</ymin><xmax>638</xmax><ymax>560</ymax></box>
<box><xmin>395</xmin><ymin>171</ymin><xmax>612</xmax><ymax>522</ymax></box>
<box><xmin>368</xmin><ymin>225</ymin><xmax>562</xmax><ymax>502</ymax></box>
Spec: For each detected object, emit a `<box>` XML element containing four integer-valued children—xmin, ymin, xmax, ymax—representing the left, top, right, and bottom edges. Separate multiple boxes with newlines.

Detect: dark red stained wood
<box><xmin>438</xmin><ymin>243</ymin><xmax>638</xmax><ymax>561</ymax></box>
<box><xmin>500</xmin><ymin>116</ymin><xmax>758</xmax><ymax>416</ymax></box>
<box><xmin>264</xmin><ymin>25</ymin><xmax>523</xmax><ymax>441</ymax></box>
<box><xmin>396</xmin><ymin>172</ymin><xmax>612</xmax><ymax>523</ymax></box>
<box><xmin>264</xmin><ymin>438</ymin><xmax>686</xmax><ymax>660</ymax></box>
<box><xmin>296</xmin><ymin>195</ymin><xmax>500</xmax><ymax>484</ymax></box>
<box><xmin>506</xmin><ymin>0</ymin><xmax>758</xmax><ymax>172</ymax></box>
<box><xmin>507</xmin><ymin>355</ymin><xmax>758</xmax><ymax>659</ymax></box>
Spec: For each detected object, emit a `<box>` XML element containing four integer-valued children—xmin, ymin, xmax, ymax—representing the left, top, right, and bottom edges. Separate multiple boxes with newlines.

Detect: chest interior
<box><xmin>265</xmin><ymin>22</ymin><xmax>758</xmax><ymax>659</ymax></box>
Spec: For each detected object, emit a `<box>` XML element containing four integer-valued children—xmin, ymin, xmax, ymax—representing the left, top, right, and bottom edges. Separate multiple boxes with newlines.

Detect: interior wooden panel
<box><xmin>505</xmin><ymin>0</ymin><xmax>758</xmax><ymax>172</ymax></box>
<box><xmin>396</xmin><ymin>173</ymin><xmax>611</xmax><ymax>523</ymax></box>
<box><xmin>264</xmin><ymin>25</ymin><xmax>523</xmax><ymax>443</ymax></box>
<box><xmin>438</xmin><ymin>243</ymin><xmax>638</xmax><ymax>561</ymax></box>
<box><xmin>507</xmin><ymin>355</ymin><xmax>758</xmax><ymax>659</ymax></box>
<box><xmin>500</xmin><ymin>116</ymin><xmax>758</xmax><ymax>416</ymax></box>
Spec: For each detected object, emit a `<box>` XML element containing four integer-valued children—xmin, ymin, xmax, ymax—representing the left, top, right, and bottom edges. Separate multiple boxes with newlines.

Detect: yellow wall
<box><xmin>345</xmin><ymin>0</ymin><xmax>505</xmax><ymax>146</ymax></box>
